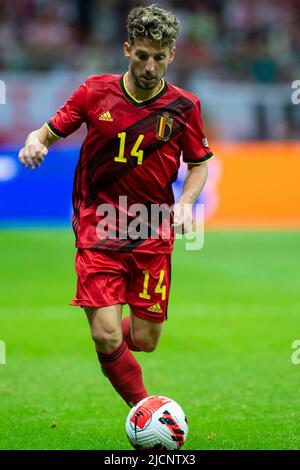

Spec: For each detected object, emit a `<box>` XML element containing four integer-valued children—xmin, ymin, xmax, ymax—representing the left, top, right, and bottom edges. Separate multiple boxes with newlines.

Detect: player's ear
<box><xmin>123</xmin><ymin>42</ymin><xmax>131</xmax><ymax>59</ymax></box>
<box><xmin>168</xmin><ymin>47</ymin><xmax>176</xmax><ymax>64</ymax></box>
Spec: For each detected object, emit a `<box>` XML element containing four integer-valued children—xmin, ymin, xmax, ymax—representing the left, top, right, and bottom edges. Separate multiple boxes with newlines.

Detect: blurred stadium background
<box><xmin>1</xmin><ymin>0</ymin><xmax>300</xmax><ymax>450</ymax></box>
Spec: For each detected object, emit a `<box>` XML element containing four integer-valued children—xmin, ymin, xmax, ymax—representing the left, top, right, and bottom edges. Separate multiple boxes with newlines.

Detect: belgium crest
<box><xmin>156</xmin><ymin>112</ymin><xmax>173</xmax><ymax>141</ymax></box>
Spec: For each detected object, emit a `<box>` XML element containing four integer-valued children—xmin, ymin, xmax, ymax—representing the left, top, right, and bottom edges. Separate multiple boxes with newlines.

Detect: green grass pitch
<box><xmin>0</xmin><ymin>229</ymin><xmax>299</xmax><ymax>450</ymax></box>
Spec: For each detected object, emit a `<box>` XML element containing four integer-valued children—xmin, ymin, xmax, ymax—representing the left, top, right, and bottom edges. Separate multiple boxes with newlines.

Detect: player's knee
<box><xmin>133</xmin><ymin>334</ymin><xmax>159</xmax><ymax>353</ymax></box>
<box><xmin>91</xmin><ymin>326</ymin><xmax>122</xmax><ymax>353</ymax></box>
<box><xmin>142</xmin><ymin>343</ymin><xmax>157</xmax><ymax>353</ymax></box>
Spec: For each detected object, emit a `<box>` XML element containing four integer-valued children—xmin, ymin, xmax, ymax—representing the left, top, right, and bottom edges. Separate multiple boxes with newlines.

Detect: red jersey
<box><xmin>47</xmin><ymin>74</ymin><xmax>213</xmax><ymax>253</ymax></box>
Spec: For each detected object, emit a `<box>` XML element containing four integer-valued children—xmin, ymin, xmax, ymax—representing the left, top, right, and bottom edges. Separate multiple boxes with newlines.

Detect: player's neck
<box><xmin>124</xmin><ymin>71</ymin><xmax>163</xmax><ymax>102</ymax></box>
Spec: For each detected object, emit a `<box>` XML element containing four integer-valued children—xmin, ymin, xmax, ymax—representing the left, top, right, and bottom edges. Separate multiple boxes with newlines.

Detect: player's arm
<box><xmin>18</xmin><ymin>123</ymin><xmax>60</xmax><ymax>169</ymax></box>
<box><xmin>177</xmin><ymin>96</ymin><xmax>213</xmax><ymax>233</ymax></box>
<box><xmin>180</xmin><ymin>163</ymin><xmax>208</xmax><ymax>205</ymax></box>
<box><xmin>173</xmin><ymin>163</ymin><xmax>208</xmax><ymax>233</ymax></box>
<box><xmin>19</xmin><ymin>80</ymin><xmax>87</xmax><ymax>169</ymax></box>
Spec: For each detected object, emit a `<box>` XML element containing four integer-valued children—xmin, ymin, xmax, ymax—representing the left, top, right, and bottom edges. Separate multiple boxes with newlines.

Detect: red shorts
<box><xmin>71</xmin><ymin>249</ymin><xmax>172</xmax><ymax>323</ymax></box>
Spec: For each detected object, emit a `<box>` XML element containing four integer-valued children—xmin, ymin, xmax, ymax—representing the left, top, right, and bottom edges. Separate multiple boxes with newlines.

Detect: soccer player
<box><xmin>18</xmin><ymin>4</ymin><xmax>213</xmax><ymax>408</ymax></box>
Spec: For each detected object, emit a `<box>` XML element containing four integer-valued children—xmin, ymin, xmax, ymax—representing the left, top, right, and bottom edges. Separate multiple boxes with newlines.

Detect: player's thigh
<box><xmin>127</xmin><ymin>253</ymin><xmax>171</xmax><ymax>324</ymax></box>
<box><xmin>85</xmin><ymin>304</ymin><xmax>123</xmax><ymax>351</ymax></box>
<box><xmin>71</xmin><ymin>248</ymin><xmax>127</xmax><ymax>308</ymax></box>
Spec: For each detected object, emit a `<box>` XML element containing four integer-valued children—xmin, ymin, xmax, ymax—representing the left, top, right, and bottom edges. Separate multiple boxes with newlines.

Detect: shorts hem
<box><xmin>130</xmin><ymin>308</ymin><xmax>166</xmax><ymax>323</ymax></box>
<box><xmin>70</xmin><ymin>298</ymin><xmax>126</xmax><ymax>308</ymax></box>
<box><xmin>76</xmin><ymin>245</ymin><xmax>173</xmax><ymax>254</ymax></box>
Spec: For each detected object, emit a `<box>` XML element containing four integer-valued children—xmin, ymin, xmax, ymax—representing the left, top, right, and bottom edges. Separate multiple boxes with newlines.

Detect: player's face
<box><xmin>124</xmin><ymin>39</ymin><xmax>176</xmax><ymax>90</ymax></box>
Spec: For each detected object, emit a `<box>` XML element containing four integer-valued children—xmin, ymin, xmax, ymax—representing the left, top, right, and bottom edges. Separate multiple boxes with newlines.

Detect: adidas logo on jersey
<box><xmin>147</xmin><ymin>303</ymin><xmax>163</xmax><ymax>313</ymax></box>
<box><xmin>98</xmin><ymin>111</ymin><xmax>113</xmax><ymax>122</ymax></box>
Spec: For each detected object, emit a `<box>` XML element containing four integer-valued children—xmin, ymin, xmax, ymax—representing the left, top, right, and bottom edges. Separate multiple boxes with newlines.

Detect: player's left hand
<box><xmin>18</xmin><ymin>143</ymin><xmax>48</xmax><ymax>169</ymax></box>
<box><xmin>172</xmin><ymin>203</ymin><xmax>193</xmax><ymax>234</ymax></box>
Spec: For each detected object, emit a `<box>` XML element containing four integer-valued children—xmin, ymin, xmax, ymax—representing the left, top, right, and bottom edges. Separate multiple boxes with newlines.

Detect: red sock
<box><xmin>122</xmin><ymin>316</ymin><xmax>141</xmax><ymax>352</ymax></box>
<box><xmin>97</xmin><ymin>340</ymin><xmax>148</xmax><ymax>406</ymax></box>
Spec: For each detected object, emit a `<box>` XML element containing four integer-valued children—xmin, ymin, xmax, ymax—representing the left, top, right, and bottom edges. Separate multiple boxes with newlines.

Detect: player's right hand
<box><xmin>18</xmin><ymin>143</ymin><xmax>48</xmax><ymax>169</ymax></box>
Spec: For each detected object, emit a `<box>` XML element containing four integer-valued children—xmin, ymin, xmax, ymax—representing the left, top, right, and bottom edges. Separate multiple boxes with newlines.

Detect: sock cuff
<box><xmin>97</xmin><ymin>340</ymin><xmax>126</xmax><ymax>363</ymax></box>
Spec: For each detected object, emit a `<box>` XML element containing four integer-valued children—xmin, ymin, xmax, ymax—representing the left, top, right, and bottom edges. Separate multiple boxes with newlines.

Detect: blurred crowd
<box><xmin>0</xmin><ymin>0</ymin><xmax>300</xmax><ymax>82</ymax></box>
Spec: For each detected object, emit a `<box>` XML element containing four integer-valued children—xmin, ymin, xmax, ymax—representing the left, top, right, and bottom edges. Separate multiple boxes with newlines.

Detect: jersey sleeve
<box><xmin>181</xmin><ymin>99</ymin><xmax>213</xmax><ymax>164</ymax></box>
<box><xmin>46</xmin><ymin>81</ymin><xmax>88</xmax><ymax>138</ymax></box>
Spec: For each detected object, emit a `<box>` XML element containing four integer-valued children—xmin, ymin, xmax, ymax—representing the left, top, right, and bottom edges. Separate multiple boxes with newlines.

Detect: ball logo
<box><xmin>159</xmin><ymin>410</ymin><xmax>185</xmax><ymax>448</ymax></box>
<box><xmin>130</xmin><ymin>396</ymin><xmax>172</xmax><ymax>431</ymax></box>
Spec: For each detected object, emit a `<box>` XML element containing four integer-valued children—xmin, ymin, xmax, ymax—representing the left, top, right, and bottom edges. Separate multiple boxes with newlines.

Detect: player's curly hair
<box><xmin>127</xmin><ymin>4</ymin><xmax>180</xmax><ymax>49</ymax></box>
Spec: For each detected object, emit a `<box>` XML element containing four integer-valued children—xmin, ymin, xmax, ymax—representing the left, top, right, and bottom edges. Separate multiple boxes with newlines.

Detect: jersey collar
<box><xmin>121</xmin><ymin>73</ymin><xmax>167</xmax><ymax>107</ymax></box>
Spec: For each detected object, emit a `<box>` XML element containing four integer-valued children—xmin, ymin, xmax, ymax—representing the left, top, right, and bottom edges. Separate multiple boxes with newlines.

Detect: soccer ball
<box><xmin>125</xmin><ymin>395</ymin><xmax>188</xmax><ymax>450</ymax></box>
